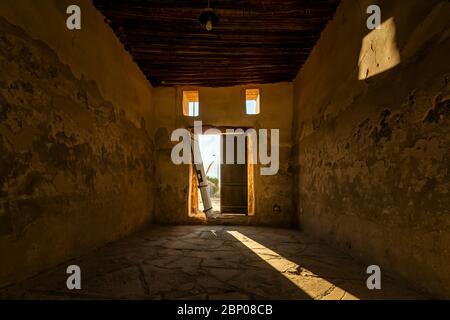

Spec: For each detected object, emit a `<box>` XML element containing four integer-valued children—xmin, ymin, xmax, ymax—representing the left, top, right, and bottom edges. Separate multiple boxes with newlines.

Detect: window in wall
<box><xmin>183</xmin><ymin>90</ymin><xmax>200</xmax><ymax>117</ymax></box>
<box><xmin>245</xmin><ymin>88</ymin><xmax>260</xmax><ymax>115</ymax></box>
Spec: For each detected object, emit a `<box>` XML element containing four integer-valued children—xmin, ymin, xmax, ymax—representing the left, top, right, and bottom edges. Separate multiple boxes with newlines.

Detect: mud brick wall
<box><xmin>292</xmin><ymin>0</ymin><xmax>450</xmax><ymax>297</ymax></box>
<box><xmin>152</xmin><ymin>84</ymin><xmax>295</xmax><ymax>226</ymax></box>
<box><xmin>0</xmin><ymin>0</ymin><xmax>155</xmax><ymax>287</ymax></box>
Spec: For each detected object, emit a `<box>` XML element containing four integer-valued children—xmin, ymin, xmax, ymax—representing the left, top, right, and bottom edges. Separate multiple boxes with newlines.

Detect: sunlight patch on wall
<box><xmin>227</xmin><ymin>231</ymin><xmax>359</xmax><ymax>300</ymax></box>
<box><xmin>358</xmin><ymin>17</ymin><xmax>401</xmax><ymax>80</ymax></box>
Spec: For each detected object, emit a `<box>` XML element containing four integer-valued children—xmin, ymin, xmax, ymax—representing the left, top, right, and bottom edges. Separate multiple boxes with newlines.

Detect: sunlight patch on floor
<box><xmin>227</xmin><ymin>230</ymin><xmax>359</xmax><ymax>300</ymax></box>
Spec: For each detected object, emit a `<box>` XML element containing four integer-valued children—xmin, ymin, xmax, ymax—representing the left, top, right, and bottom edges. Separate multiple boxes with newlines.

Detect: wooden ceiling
<box><xmin>93</xmin><ymin>0</ymin><xmax>340</xmax><ymax>87</ymax></box>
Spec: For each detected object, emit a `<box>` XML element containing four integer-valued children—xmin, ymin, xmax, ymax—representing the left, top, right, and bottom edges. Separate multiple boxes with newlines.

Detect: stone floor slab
<box><xmin>0</xmin><ymin>225</ymin><xmax>425</xmax><ymax>300</ymax></box>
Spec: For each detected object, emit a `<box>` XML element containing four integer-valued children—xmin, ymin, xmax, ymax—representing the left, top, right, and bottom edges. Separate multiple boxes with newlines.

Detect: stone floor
<box><xmin>0</xmin><ymin>225</ymin><xmax>424</xmax><ymax>299</ymax></box>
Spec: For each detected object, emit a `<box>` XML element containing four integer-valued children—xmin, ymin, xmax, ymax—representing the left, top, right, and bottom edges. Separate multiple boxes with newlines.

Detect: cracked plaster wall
<box><xmin>292</xmin><ymin>0</ymin><xmax>450</xmax><ymax>297</ymax></box>
<box><xmin>0</xmin><ymin>0</ymin><xmax>155</xmax><ymax>287</ymax></box>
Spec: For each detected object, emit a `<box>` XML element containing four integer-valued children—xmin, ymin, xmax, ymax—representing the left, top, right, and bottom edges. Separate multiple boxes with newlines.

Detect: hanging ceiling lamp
<box><xmin>199</xmin><ymin>0</ymin><xmax>219</xmax><ymax>31</ymax></box>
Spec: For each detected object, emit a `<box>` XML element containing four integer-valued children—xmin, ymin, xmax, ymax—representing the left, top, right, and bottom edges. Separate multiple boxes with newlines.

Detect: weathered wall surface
<box><xmin>0</xmin><ymin>0</ymin><xmax>155</xmax><ymax>287</ymax></box>
<box><xmin>293</xmin><ymin>0</ymin><xmax>450</xmax><ymax>297</ymax></box>
<box><xmin>153</xmin><ymin>83</ymin><xmax>294</xmax><ymax>225</ymax></box>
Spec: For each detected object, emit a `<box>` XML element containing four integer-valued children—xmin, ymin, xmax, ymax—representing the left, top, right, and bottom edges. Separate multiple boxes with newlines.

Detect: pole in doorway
<box><xmin>191</xmin><ymin>135</ymin><xmax>213</xmax><ymax>215</ymax></box>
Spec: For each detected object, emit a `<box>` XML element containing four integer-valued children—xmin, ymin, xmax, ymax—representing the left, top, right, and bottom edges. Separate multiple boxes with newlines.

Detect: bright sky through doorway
<box><xmin>198</xmin><ymin>134</ymin><xmax>221</xmax><ymax>179</ymax></box>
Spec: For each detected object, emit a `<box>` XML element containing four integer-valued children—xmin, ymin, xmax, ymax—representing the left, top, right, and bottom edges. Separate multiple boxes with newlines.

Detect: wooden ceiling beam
<box><xmin>93</xmin><ymin>0</ymin><xmax>339</xmax><ymax>86</ymax></box>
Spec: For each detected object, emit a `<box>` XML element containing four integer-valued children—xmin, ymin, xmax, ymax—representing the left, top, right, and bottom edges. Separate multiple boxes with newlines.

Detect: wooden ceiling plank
<box><xmin>93</xmin><ymin>0</ymin><xmax>339</xmax><ymax>86</ymax></box>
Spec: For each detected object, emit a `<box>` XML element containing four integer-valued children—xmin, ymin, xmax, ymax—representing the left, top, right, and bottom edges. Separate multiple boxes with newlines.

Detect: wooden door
<box><xmin>220</xmin><ymin>133</ymin><xmax>248</xmax><ymax>214</ymax></box>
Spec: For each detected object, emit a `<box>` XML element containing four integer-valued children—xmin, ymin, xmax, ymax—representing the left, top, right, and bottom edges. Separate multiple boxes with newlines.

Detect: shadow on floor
<box><xmin>0</xmin><ymin>225</ymin><xmax>424</xmax><ymax>300</ymax></box>
<box><xmin>225</xmin><ymin>227</ymin><xmax>425</xmax><ymax>300</ymax></box>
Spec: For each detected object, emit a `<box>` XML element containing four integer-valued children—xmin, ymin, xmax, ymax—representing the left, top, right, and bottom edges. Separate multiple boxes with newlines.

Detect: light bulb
<box><xmin>206</xmin><ymin>19</ymin><xmax>213</xmax><ymax>31</ymax></box>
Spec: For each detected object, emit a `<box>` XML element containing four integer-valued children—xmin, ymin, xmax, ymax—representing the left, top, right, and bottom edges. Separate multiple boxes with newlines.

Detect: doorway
<box><xmin>190</xmin><ymin>129</ymin><xmax>254</xmax><ymax>216</ymax></box>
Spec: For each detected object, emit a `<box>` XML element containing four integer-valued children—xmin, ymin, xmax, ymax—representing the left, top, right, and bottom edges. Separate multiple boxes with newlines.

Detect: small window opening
<box><xmin>183</xmin><ymin>90</ymin><xmax>200</xmax><ymax>117</ymax></box>
<box><xmin>245</xmin><ymin>88</ymin><xmax>260</xmax><ymax>115</ymax></box>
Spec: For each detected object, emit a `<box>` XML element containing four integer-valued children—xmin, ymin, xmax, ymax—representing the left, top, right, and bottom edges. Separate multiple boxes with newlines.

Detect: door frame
<box><xmin>187</xmin><ymin>125</ymin><xmax>255</xmax><ymax>216</ymax></box>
